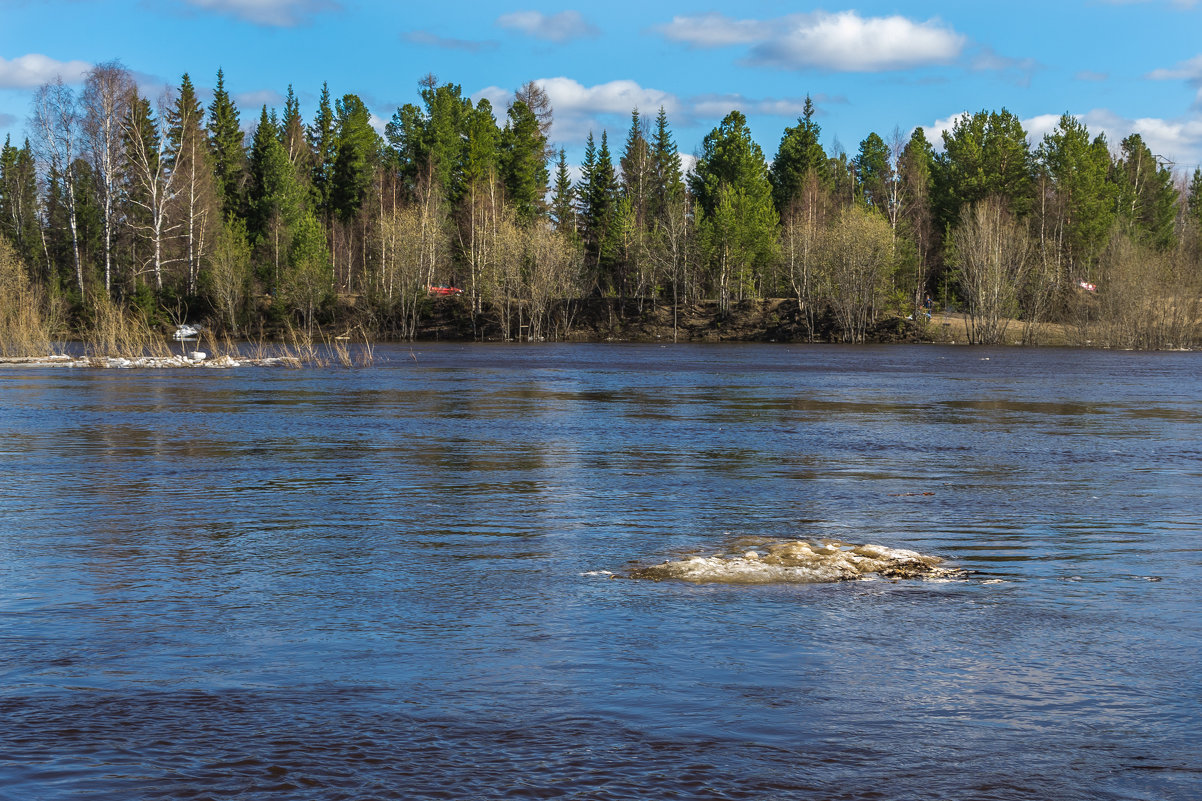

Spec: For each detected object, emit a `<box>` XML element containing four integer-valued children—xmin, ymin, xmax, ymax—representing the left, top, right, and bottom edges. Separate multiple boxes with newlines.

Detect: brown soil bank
<box><xmin>409</xmin><ymin>297</ymin><xmax>1086</xmax><ymax>346</ymax></box>
<box><xmin>413</xmin><ymin>297</ymin><xmax>927</xmax><ymax>344</ymax></box>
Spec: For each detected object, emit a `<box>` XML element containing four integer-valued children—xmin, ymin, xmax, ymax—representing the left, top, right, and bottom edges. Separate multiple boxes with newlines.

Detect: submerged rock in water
<box><xmin>630</xmin><ymin>540</ymin><xmax>963</xmax><ymax>584</ymax></box>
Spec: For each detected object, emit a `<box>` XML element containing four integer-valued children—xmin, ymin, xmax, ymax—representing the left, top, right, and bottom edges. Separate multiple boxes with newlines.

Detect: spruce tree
<box><xmin>769</xmin><ymin>96</ymin><xmax>828</xmax><ymax>215</ymax></box>
<box><xmin>168</xmin><ymin>72</ymin><xmax>218</xmax><ymax>294</ymax></box>
<box><xmin>248</xmin><ymin>106</ymin><xmax>306</xmax><ymax>286</ymax></box>
<box><xmin>208</xmin><ymin>68</ymin><xmax>246</xmax><ymax>218</ymax></box>
<box><xmin>280</xmin><ymin>85</ymin><xmax>312</xmax><ymax>179</ymax></box>
<box><xmin>0</xmin><ymin>137</ymin><xmax>45</xmax><ymax>272</ymax></box>
<box><xmin>550</xmin><ymin>148</ymin><xmax>576</xmax><ymax>234</ymax></box>
<box><xmin>649</xmin><ymin>107</ymin><xmax>684</xmax><ymax>224</ymax></box>
<box><xmin>309</xmin><ymin>82</ymin><xmax>337</xmax><ymax>217</ymax></box>
<box><xmin>619</xmin><ymin>109</ymin><xmax>651</xmax><ymax>227</ymax></box>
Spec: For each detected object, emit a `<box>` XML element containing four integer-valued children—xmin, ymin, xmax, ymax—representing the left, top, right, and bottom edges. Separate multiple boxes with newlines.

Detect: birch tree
<box><xmin>81</xmin><ymin>62</ymin><xmax>134</xmax><ymax>295</ymax></box>
<box><xmin>30</xmin><ymin>78</ymin><xmax>85</xmax><ymax>296</ymax></box>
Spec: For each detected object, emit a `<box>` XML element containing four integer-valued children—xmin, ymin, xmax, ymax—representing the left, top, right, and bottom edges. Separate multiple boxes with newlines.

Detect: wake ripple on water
<box><xmin>629</xmin><ymin>540</ymin><xmax>965</xmax><ymax>584</ymax></box>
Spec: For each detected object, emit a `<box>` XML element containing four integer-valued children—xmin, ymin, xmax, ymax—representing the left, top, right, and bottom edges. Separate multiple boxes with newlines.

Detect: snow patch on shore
<box><xmin>0</xmin><ymin>354</ymin><xmax>293</xmax><ymax>369</ymax></box>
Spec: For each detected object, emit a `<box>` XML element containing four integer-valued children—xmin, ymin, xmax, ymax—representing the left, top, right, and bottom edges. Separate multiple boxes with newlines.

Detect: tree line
<box><xmin>2</xmin><ymin>63</ymin><xmax>1201</xmax><ymax>347</ymax></box>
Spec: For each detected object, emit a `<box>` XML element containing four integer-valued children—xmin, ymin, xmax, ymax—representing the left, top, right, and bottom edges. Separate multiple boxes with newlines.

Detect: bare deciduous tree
<box><xmin>952</xmin><ymin>197</ymin><xmax>1032</xmax><ymax>345</ymax></box>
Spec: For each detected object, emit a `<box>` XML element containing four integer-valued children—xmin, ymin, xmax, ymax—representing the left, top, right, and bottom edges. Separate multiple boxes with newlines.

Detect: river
<box><xmin>1</xmin><ymin>344</ymin><xmax>1199</xmax><ymax>800</ymax></box>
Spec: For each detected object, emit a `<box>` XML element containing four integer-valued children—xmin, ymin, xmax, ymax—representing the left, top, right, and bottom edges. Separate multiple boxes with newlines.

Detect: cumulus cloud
<box><xmin>1081</xmin><ymin>109</ymin><xmax>1202</xmax><ymax>165</ymax></box>
<box><xmin>182</xmin><ymin>0</ymin><xmax>339</xmax><ymax>27</ymax></box>
<box><xmin>0</xmin><ymin>54</ymin><xmax>92</xmax><ymax>88</ymax></box>
<box><xmin>404</xmin><ymin>31</ymin><xmax>497</xmax><ymax>53</ymax></box>
<box><xmin>753</xmin><ymin>12</ymin><xmax>965</xmax><ymax>72</ymax></box>
<box><xmin>496</xmin><ymin>10</ymin><xmax>599</xmax><ymax>43</ymax></box>
<box><xmin>657</xmin><ymin>12</ymin><xmax>964</xmax><ymax>72</ymax></box>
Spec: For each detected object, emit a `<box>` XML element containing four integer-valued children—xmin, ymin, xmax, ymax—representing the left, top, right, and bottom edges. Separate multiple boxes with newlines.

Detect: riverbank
<box><xmin>409</xmin><ymin>296</ymin><xmax>1089</xmax><ymax>346</ymax></box>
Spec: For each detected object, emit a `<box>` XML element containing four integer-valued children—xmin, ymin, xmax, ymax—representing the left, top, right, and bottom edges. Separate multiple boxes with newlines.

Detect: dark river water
<box><xmin>1</xmin><ymin>344</ymin><xmax>1200</xmax><ymax>800</ymax></box>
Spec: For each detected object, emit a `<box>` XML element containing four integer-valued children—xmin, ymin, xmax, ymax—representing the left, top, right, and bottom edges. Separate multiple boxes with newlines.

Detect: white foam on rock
<box><xmin>631</xmin><ymin>540</ymin><xmax>963</xmax><ymax>584</ymax></box>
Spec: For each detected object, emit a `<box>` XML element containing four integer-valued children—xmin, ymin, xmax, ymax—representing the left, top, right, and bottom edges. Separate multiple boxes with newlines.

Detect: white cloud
<box><xmin>680</xmin><ymin>153</ymin><xmax>698</xmax><ymax>177</ymax></box>
<box><xmin>1082</xmin><ymin>109</ymin><xmax>1202</xmax><ymax>166</ymax></box>
<box><xmin>473</xmin><ymin>86</ymin><xmax>513</xmax><ymax>112</ymax></box>
<box><xmin>495</xmin><ymin>10</ymin><xmax>599</xmax><ymax>43</ymax></box>
<box><xmin>922</xmin><ymin>113</ymin><xmax>969</xmax><ymax>148</ymax></box>
<box><xmin>368</xmin><ymin>113</ymin><xmax>387</xmax><ymax>134</ymax></box>
<box><xmin>182</xmin><ymin>0</ymin><xmax>339</xmax><ymax>27</ymax></box>
<box><xmin>655</xmin><ymin>14</ymin><xmax>770</xmax><ymax>48</ymax></box>
<box><xmin>536</xmin><ymin>77</ymin><xmax>678</xmax><ymax>116</ymax></box>
<box><xmin>657</xmin><ymin>12</ymin><xmax>964</xmax><ymax>72</ymax></box>
<box><xmin>753</xmin><ymin>12</ymin><xmax>965</xmax><ymax>72</ymax></box>
<box><xmin>1022</xmin><ymin>113</ymin><xmax>1065</xmax><ymax>144</ymax></box>
<box><xmin>0</xmin><ymin>54</ymin><xmax>92</xmax><ymax>88</ymax></box>
<box><xmin>0</xmin><ymin>112</ymin><xmax>16</xmax><ymax>129</ymax></box>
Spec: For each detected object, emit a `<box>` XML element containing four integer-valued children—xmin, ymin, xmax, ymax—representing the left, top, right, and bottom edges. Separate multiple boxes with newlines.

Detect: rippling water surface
<box><xmin>2</xmin><ymin>344</ymin><xmax>1200</xmax><ymax>800</ymax></box>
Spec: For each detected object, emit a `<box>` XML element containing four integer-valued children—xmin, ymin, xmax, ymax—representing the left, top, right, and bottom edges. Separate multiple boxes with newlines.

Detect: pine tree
<box><xmin>935</xmin><ymin>108</ymin><xmax>1035</xmax><ymax>226</ymax></box>
<box><xmin>208</xmin><ymin>68</ymin><xmax>245</xmax><ymax>218</ymax></box>
<box><xmin>248</xmin><ymin>106</ymin><xmax>306</xmax><ymax>287</ymax></box>
<box><xmin>690</xmin><ymin>111</ymin><xmax>778</xmax><ymax>310</ymax></box>
<box><xmin>1112</xmin><ymin>133</ymin><xmax>1177</xmax><ymax>250</ymax></box>
<box><xmin>1036</xmin><ymin>114</ymin><xmax>1116</xmax><ymax>274</ymax></box>
<box><xmin>331</xmin><ymin>94</ymin><xmax>377</xmax><ymax>221</ymax></box>
<box><xmin>854</xmin><ymin>132</ymin><xmax>892</xmax><ymax>211</ymax></box>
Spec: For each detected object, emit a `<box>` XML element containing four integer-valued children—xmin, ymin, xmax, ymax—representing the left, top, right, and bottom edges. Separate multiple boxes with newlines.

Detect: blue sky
<box><xmin>3</xmin><ymin>0</ymin><xmax>1202</xmax><ymax>177</ymax></box>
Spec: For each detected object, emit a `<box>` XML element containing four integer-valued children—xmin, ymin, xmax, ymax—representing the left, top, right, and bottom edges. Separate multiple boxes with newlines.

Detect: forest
<box><xmin>2</xmin><ymin>62</ymin><xmax>1202</xmax><ymax>352</ymax></box>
